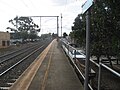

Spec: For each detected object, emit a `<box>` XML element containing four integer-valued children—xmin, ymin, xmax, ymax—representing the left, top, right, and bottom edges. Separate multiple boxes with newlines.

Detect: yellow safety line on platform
<box><xmin>41</xmin><ymin>41</ymin><xmax>55</xmax><ymax>90</ymax></box>
<box><xmin>9</xmin><ymin>40</ymin><xmax>55</xmax><ymax>90</ymax></box>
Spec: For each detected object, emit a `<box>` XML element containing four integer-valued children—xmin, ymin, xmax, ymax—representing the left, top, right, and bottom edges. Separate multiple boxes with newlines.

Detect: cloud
<box><xmin>0</xmin><ymin>0</ymin><xmax>84</xmax><ymax>36</ymax></box>
<box><xmin>51</xmin><ymin>0</ymin><xmax>77</xmax><ymax>6</ymax></box>
<box><xmin>51</xmin><ymin>0</ymin><xmax>68</xmax><ymax>6</ymax></box>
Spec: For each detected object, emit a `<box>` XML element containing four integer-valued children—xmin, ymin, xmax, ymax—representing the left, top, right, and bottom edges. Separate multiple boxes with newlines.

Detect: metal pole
<box><xmin>74</xmin><ymin>49</ymin><xmax>76</xmax><ymax>64</ymax></box>
<box><xmin>67</xmin><ymin>43</ymin><xmax>70</xmax><ymax>56</ymax></box>
<box><xmin>84</xmin><ymin>10</ymin><xmax>91</xmax><ymax>90</ymax></box>
<box><xmin>15</xmin><ymin>16</ymin><xmax>18</xmax><ymax>39</ymax></box>
<box><xmin>16</xmin><ymin>16</ymin><xmax>18</xmax><ymax>30</ymax></box>
<box><xmin>98</xmin><ymin>59</ymin><xmax>102</xmax><ymax>90</ymax></box>
<box><xmin>57</xmin><ymin>16</ymin><xmax>59</xmax><ymax>37</ymax></box>
<box><xmin>61</xmin><ymin>13</ymin><xmax>62</xmax><ymax>37</ymax></box>
<box><xmin>40</xmin><ymin>17</ymin><xmax>41</xmax><ymax>32</ymax></box>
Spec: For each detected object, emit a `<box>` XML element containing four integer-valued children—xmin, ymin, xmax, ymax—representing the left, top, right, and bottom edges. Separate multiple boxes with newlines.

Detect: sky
<box><xmin>0</xmin><ymin>0</ymin><xmax>86</xmax><ymax>36</ymax></box>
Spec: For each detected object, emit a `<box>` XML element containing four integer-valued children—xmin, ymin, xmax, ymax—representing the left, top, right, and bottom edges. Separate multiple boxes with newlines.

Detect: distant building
<box><xmin>0</xmin><ymin>32</ymin><xmax>10</xmax><ymax>48</ymax></box>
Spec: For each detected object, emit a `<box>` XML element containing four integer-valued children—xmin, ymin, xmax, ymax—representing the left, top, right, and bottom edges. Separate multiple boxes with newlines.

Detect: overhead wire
<box><xmin>29</xmin><ymin>0</ymin><xmax>38</xmax><ymax>10</ymax></box>
<box><xmin>62</xmin><ymin>0</ymin><xmax>68</xmax><ymax>13</ymax></box>
<box><xmin>20</xmin><ymin>0</ymin><xmax>34</xmax><ymax>13</ymax></box>
<box><xmin>20</xmin><ymin>0</ymin><xmax>29</xmax><ymax>8</ymax></box>
<box><xmin>0</xmin><ymin>0</ymin><xmax>22</xmax><ymax>14</ymax></box>
<box><xmin>0</xmin><ymin>0</ymin><xmax>38</xmax><ymax>16</ymax></box>
<box><xmin>43</xmin><ymin>18</ymin><xmax>57</xmax><ymax>23</ymax></box>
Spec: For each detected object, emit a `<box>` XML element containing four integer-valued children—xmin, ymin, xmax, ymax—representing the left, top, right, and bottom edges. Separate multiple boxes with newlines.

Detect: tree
<box><xmin>70</xmin><ymin>0</ymin><xmax>120</xmax><ymax>65</ymax></box>
<box><xmin>71</xmin><ymin>14</ymin><xmax>86</xmax><ymax>47</ymax></box>
<box><xmin>63</xmin><ymin>32</ymin><xmax>68</xmax><ymax>38</ymax></box>
<box><xmin>90</xmin><ymin>0</ymin><xmax>120</xmax><ymax>65</ymax></box>
<box><xmin>8</xmin><ymin>16</ymin><xmax>40</xmax><ymax>40</ymax></box>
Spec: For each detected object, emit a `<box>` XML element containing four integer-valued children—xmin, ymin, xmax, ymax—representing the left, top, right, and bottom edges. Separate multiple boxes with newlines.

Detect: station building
<box><xmin>0</xmin><ymin>32</ymin><xmax>10</xmax><ymax>48</ymax></box>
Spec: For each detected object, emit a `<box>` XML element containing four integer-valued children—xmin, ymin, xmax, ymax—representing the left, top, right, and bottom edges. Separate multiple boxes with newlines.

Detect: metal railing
<box><xmin>61</xmin><ymin>40</ymin><xmax>120</xmax><ymax>90</ymax></box>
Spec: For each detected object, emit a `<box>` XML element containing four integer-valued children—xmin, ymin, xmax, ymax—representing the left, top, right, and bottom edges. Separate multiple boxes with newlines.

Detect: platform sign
<box><xmin>82</xmin><ymin>0</ymin><xmax>93</xmax><ymax>14</ymax></box>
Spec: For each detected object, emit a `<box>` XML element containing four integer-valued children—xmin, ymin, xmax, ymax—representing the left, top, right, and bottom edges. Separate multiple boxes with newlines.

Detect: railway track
<box><xmin>0</xmin><ymin>43</ymin><xmax>38</xmax><ymax>61</ymax></box>
<box><xmin>0</xmin><ymin>39</ymin><xmax>52</xmax><ymax>90</ymax></box>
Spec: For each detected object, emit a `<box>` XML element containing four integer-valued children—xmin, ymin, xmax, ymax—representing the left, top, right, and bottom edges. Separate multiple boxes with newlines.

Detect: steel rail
<box><xmin>0</xmin><ymin>45</ymin><xmax>44</xmax><ymax>76</ymax></box>
<box><xmin>0</xmin><ymin>44</ymin><xmax>40</xmax><ymax>64</ymax></box>
<box><xmin>0</xmin><ymin>44</ymin><xmax>34</xmax><ymax>58</ymax></box>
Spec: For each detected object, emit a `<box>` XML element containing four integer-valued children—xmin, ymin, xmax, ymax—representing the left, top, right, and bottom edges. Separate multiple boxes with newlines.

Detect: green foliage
<box><xmin>70</xmin><ymin>0</ymin><xmax>120</xmax><ymax>61</ymax></box>
<box><xmin>8</xmin><ymin>16</ymin><xmax>40</xmax><ymax>40</ymax></box>
<box><xmin>71</xmin><ymin>14</ymin><xmax>86</xmax><ymax>47</ymax></box>
<box><xmin>29</xmin><ymin>33</ymin><xmax>37</xmax><ymax>40</ymax></box>
<box><xmin>63</xmin><ymin>32</ymin><xmax>68</xmax><ymax>38</ymax></box>
<box><xmin>91</xmin><ymin>0</ymin><xmax>120</xmax><ymax>57</ymax></box>
<box><xmin>20</xmin><ymin>31</ymin><xmax>29</xmax><ymax>40</ymax></box>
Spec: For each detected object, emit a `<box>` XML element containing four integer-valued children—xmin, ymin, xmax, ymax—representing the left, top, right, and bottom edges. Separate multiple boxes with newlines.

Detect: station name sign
<box><xmin>82</xmin><ymin>0</ymin><xmax>94</xmax><ymax>14</ymax></box>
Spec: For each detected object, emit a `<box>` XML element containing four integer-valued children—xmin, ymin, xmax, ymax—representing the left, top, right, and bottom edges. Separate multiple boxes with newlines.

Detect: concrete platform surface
<box><xmin>10</xmin><ymin>39</ymin><xmax>83</xmax><ymax>90</ymax></box>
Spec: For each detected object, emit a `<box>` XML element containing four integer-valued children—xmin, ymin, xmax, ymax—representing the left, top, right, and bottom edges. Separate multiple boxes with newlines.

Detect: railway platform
<box><xmin>10</xmin><ymin>39</ymin><xmax>83</xmax><ymax>90</ymax></box>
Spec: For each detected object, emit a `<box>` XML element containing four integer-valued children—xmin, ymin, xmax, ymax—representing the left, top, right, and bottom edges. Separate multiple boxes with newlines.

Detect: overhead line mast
<box><xmin>61</xmin><ymin>13</ymin><xmax>63</xmax><ymax>37</ymax></box>
<box><xmin>21</xmin><ymin>15</ymin><xmax>59</xmax><ymax>36</ymax></box>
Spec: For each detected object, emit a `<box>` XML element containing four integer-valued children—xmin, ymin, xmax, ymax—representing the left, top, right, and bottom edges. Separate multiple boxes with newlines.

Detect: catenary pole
<box><xmin>61</xmin><ymin>13</ymin><xmax>62</xmax><ymax>37</ymax></box>
<box><xmin>21</xmin><ymin>15</ymin><xmax>59</xmax><ymax>35</ymax></box>
<box><xmin>57</xmin><ymin>16</ymin><xmax>59</xmax><ymax>36</ymax></box>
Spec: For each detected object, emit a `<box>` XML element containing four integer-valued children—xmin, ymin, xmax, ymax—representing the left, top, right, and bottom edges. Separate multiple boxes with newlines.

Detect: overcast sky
<box><xmin>0</xmin><ymin>0</ymin><xmax>85</xmax><ymax>36</ymax></box>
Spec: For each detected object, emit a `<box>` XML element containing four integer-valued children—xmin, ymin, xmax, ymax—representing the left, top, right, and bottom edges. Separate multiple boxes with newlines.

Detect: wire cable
<box><xmin>0</xmin><ymin>0</ymin><xmax>22</xmax><ymax>13</ymax></box>
<box><xmin>20</xmin><ymin>0</ymin><xmax>33</xmax><ymax>13</ymax></box>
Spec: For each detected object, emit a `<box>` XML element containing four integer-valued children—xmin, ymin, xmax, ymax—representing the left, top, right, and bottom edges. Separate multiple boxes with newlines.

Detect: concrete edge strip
<box><xmin>41</xmin><ymin>41</ymin><xmax>55</xmax><ymax>90</ymax></box>
<box><xmin>9</xmin><ymin>39</ymin><xmax>55</xmax><ymax>90</ymax></box>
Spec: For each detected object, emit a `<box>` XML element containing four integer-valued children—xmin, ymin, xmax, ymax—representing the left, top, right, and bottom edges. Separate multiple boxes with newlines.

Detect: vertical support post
<box><xmin>68</xmin><ymin>44</ymin><xmax>69</xmax><ymax>55</ymax></box>
<box><xmin>84</xmin><ymin>10</ymin><xmax>91</xmax><ymax>90</ymax></box>
<box><xmin>16</xmin><ymin>16</ymin><xmax>18</xmax><ymax>31</ymax></box>
<box><xmin>61</xmin><ymin>13</ymin><xmax>63</xmax><ymax>37</ymax></box>
<box><xmin>74</xmin><ymin>49</ymin><xmax>76</xmax><ymax>64</ymax></box>
<box><xmin>57</xmin><ymin>16</ymin><xmax>59</xmax><ymax>37</ymax></box>
<box><xmin>15</xmin><ymin>16</ymin><xmax>18</xmax><ymax>39</ymax></box>
<box><xmin>98</xmin><ymin>59</ymin><xmax>102</xmax><ymax>90</ymax></box>
<box><xmin>40</xmin><ymin>17</ymin><xmax>41</xmax><ymax>32</ymax></box>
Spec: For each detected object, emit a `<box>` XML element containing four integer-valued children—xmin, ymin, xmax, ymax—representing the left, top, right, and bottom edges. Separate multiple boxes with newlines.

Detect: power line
<box><xmin>0</xmin><ymin>0</ymin><xmax>22</xmax><ymax>13</ymax></box>
<box><xmin>29</xmin><ymin>0</ymin><xmax>38</xmax><ymax>10</ymax></box>
<box><xmin>62</xmin><ymin>0</ymin><xmax>68</xmax><ymax>13</ymax></box>
<box><xmin>20</xmin><ymin>0</ymin><xmax>33</xmax><ymax>13</ymax></box>
<box><xmin>20</xmin><ymin>0</ymin><xmax>29</xmax><ymax>8</ymax></box>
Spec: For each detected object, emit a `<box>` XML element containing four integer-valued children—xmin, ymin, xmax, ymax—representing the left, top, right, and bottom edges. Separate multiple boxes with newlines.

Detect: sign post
<box><xmin>82</xmin><ymin>0</ymin><xmax>93</xmax><ymax>90</ymax></box>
